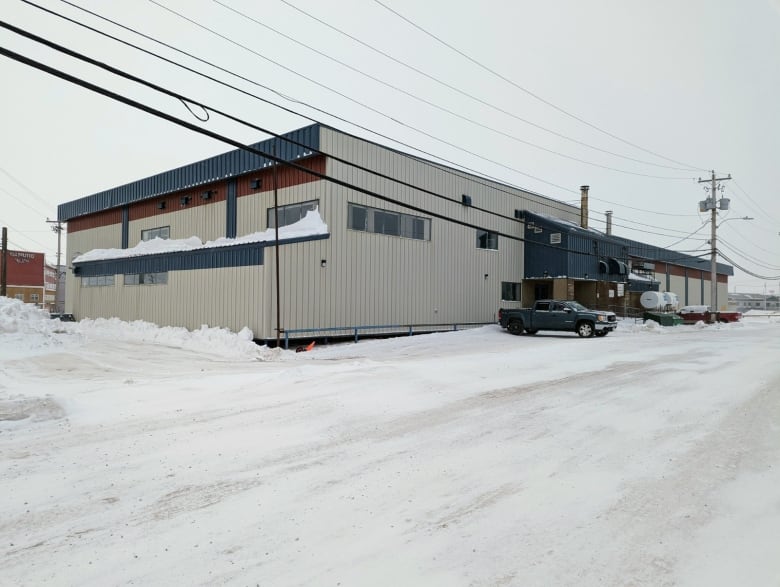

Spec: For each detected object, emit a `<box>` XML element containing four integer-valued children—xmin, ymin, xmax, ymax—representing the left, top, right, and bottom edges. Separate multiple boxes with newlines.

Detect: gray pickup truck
<box><xmin>498</xmin><ymin>300</ymin><xmax>618</xmax><ymax>338</ymax></box>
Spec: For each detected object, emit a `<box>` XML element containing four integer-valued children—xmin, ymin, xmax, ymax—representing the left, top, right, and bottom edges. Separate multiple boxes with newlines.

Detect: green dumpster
<box><xmin>643</xmin><ymin>312</ymin><xmax>684</xmax><ymax>326</ymax></box>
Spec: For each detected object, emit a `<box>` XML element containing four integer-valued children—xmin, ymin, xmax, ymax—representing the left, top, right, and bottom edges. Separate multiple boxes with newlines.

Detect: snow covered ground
<box><xmin>2</xmin><ymin>297</ymin><xmax>779</xmax><ymax>586</ymax></box>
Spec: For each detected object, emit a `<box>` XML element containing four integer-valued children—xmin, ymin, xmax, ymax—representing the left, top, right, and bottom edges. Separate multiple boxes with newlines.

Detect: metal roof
<box><xmin>58</xmin><ymin>124</ymin><xmax>320</xmax><ymax>222</ymax></box>
<box><xmin>522</xmin><ymin>211</ymin><xmax>734</xmax><ymax>276</ymax></box>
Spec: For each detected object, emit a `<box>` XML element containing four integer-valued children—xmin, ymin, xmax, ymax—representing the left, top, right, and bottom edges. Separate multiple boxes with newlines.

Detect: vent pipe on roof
<box><xmin>580</xmin><ymin>185</ymin><xmax>589</xmax><ymax>229</ymax></box>
<box><xmin>605</xmin><ymin>210</ymin><xmax>613</xmax><ymax>236</ymax></box>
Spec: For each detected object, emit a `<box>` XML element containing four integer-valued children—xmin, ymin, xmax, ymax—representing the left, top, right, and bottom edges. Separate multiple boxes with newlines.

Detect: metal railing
<box><xmin>282</xmin><ymin>321</ymin><xmax>493</xmax><ymax>349</ymax></box>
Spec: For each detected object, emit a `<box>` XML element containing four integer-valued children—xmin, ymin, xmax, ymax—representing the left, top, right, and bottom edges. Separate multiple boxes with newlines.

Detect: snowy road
<box><xmin>2</xmin><ymin>306</ymin><xmax>780</xmax><ymax>586</ymax></box>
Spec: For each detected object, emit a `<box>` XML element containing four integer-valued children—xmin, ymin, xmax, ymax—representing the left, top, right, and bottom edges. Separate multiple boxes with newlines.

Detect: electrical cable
<box><xmin>39</xmin><ymin>0</ymin><xmax>700</xmax><ymax>227</ymax></box>
<box><xmin>717</xmin><ymin>250</ymin><xmax>780</xmax><ymax>280</ymax></box>
<box><xmin>148</xmin><ymin>0</ymin><xmax>697</xmax><ymax>181</ymax></box>
<box><xmin>1</xmin><ymin>40</ymin><xmax>707</xmax><ymax>265</ymax></box>
<box><xmin>40</xmin><ymin>0</ymin><xmax>581</xmax><ymax>200</ymax></box>
<box><xmin>370</xmin><ymin>0</ymin><xmax>709</xmax><ymax>173</ymax></box>
<box><xmin>0</xmin><ymin>17</ymin><xmax>721</xmax><ymax>264</ymax></box>
<box><xmin>217</xmin><ymin>0</ymin><xmax>698</xmax><ymax>175</ymax></box>
<box><xmin>731</xmin><ymin>180</ymin><xmax>778</xmax><ymax>224</ymax></box>
<box><xmin>718</xmin><ymin>239</ymin><xmax>780</xmax><ymax>271</ymax></box>
<box><xmin>661</xmin><ymin>220</ymin><xmax>710</xmax><ymax>249</ymax></box>
<box><xmin>0</xmin><ymin>165</ymin><xmax>57</xmax><ymax>211</ymax></box>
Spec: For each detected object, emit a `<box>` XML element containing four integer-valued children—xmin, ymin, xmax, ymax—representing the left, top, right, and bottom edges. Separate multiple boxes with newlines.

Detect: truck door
<box><xmin>553</xmin><ymin>302</ymin><xmax>575</xmax><ymax>328</ymax></box>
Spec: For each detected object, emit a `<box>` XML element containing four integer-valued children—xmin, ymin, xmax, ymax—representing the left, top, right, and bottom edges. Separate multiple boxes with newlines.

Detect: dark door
<box><xmin>534</xmin><ymin>283</ymin><xmax>550</xmax><ymax>301</ymax></box>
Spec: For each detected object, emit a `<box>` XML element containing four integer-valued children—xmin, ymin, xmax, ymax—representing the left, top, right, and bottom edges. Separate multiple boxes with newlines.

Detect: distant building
<box><xmin>729</xmin><ymin>292</ymin><xmax>780</xmax><ymax>312</ymax></box>
<box><xmin>0</xmin><ymin>250</ymin><xmax>57</xmax><ymax>310</ymax></box>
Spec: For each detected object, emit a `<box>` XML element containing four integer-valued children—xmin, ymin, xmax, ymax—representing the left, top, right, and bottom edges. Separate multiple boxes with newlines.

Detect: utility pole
<box><xmin>46</xmin><ymin>218</ymin><xmax>63</xmax><ymax>312</ymax></box>
<box><xmin>1</xmin><ymin>227</ymin><xmax>7</xmax><ymax>297</ymax></box>
<box><xmin>697</xmin><ymin>170</ymin><xmax>732</xmax><ymax>320</ymax></box>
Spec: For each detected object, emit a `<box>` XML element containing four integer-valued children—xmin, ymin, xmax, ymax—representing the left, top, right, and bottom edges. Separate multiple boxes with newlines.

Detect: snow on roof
<box><xmin>73</xmin><ymin>208</ymin><xmax>328</xmax><ymax>263</ymax></box>
<box><xmin>628</xmin><ymin>272</ymin><xmax>654</xmax><ymax>282</ymax></box>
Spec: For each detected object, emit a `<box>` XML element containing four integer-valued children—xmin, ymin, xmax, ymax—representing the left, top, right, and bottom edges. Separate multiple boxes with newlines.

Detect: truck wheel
<box><xmin>507</xmin><ymin>319</ymin><xmax>524</xmax><ymax>335</ymax></box>
<box><xmin>526</xmin><ymin>329</ymin><xmax>538</xmax><ymax>335</ymax></box>
<box><xmin>577</xmin><ymin>321</ymin><xmax>595</xmax><ymax>338</ymax></box>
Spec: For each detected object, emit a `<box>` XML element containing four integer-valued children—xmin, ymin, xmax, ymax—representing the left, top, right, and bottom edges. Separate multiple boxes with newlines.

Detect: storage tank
<box><xmin>640</xmin><ymin>291</ymin><xmax>664</xmax><ymax>310</ymax></box>
<box><xmin>662</xmin><ymin>292</ymin><xmax>679</xmax><ymax>310</ymax></box>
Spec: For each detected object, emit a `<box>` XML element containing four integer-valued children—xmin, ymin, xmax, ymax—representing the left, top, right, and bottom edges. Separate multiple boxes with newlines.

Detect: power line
<box><xmin>146</xmin><ymin>1</ymin><xmax>696</xmax><ymax>182</ymax></box>
<box><xmin>370</xmin><ymin>0</ymin><xmax>708</xmax><ymax>173</ymax></box>
<box><xmin>661</xmin><ymin>220</ymin><xmax>709</xmax><ymax>249</ymax></box>
<box><xmin>718</xmin><ymin>238</ymin><xmax>780</xmax><ymax>271</ymax></box>
<box><xmin>37</xmin><ymin>0</ymin><xmax>697</xmax><ymax>229</ymax></box>
<box><xmin>2</xmin><ymin>40</ymin><xmax>707</xmax><ymax>265</ymax></box>
<box><xmin>718</xmin><ymin>251</ymin><xmax>780</xmax><ymax>281</ymax></box>
<box><xmin>224</xmin><ymin>0</ymin><xmax>698</xmax><ymax>174</ymax></box>
<box><xmin>0</xmin><ymin>185</ymin><xmax>51</xmax><ymax>218</ymax></box>
<box><xmin>1</xmin><ymin>16</ymin><xmax>723</xmax><ymax>261</ymax></box>
<box><xmin>38</xmin><ymin>0</ymin><xmax>578</xmax><ymax>199</ymax></box>
<box><xmin>731</xmin><ymin>180</ymin><xmax>778</xmax><ymax>224</ymax></box>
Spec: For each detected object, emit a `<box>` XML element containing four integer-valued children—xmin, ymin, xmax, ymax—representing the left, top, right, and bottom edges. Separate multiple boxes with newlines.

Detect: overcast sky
<box><xmin>2</xmin><ymin>0</ymin><xmax>779</xmax><ymax>293</ymax></box>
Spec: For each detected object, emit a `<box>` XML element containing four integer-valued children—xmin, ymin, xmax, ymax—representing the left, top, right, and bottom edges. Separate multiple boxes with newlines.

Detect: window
<box><xmin>476</xmin><ymin>229</ymin><xmax>498</xmax><ymax>250</ymax></box>
<box><xmin>30</xmin><ymin>293</ymin><xmax>40</xmax><ymax>302</ymax></box>
<box><xmin>14</xmin><ymin>293</ymin><xmax>24</xmax><ymax>300</ymax></box>
<box><xmin>373</xmin><ymin>210</ymin><xmax>400</xmax><ymax>236</ymax></box>
<box><xmin>348</xmin><ymin>203</ymin><xmax>430</xmax><ymax>241</ymax></box>
<box><xmin>267</xmin><ymin>200</ymin><xmax>319</xmax><ymax>229</ymax></box>
<box><xmin>501</xmin><ymin>282</ymin><xmax>521</xmax><ymax>301</ymax></box>
<box><xmin>124</xmin><ymin>272</ymin><xmax>168</xmax><ymax>285</ymax></box>
<box><xmin>82</xmin><ymin>275</ymin><xmax>115</xmax><ymax>287</ymax></box>
<box><xmin>142</xmin><ymin>226</ymin><xmax>170</xmax><ymax>241</ymax></box>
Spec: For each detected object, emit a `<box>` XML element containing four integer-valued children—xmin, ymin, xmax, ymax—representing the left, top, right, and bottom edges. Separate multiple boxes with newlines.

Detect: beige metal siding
<box><xmin>128</xmin><ymin>201</ymin><xmax>227</xmax><ymax>246</ymax></box>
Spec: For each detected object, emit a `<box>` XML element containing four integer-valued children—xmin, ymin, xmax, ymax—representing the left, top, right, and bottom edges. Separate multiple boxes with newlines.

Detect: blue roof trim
<box><xmin>522</xmin><ymin>211</ymin><xmax>734</xmax><ymax>276</ymax></box>
<box><xmin>59</xmin><ymin>124</ymin><xmax>321</xmax><ymax>221</ymax></box>
<box><xmin>72</xmin><ymin>233</ymin><xmax>329</xmax><ymax>277</ymax></box>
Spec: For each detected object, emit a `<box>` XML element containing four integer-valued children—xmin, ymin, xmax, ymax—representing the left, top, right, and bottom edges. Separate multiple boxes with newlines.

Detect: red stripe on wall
<box><xmin>66</xmin><ymin>155</ymin><xmax>326</xmax><ymax>232</ymax></box>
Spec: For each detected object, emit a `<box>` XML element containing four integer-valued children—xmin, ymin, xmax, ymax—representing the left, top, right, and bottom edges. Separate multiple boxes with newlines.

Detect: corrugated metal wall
<box><xmin>58</xmin><ymin>124</ymin><xmax>321</xmax><ymax>221</ymax></box>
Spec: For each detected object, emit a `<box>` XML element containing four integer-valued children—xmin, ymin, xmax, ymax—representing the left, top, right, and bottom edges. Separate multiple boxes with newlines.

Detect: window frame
<box><xmin>124</xmin><ymin>272</ymin><xmax>168</xmax><ymax>285</ymax></box>
<box><xmin>476</xmin><ymin>229</ymin><xmax>498</xmax><ymax>250</ymax></box>
<box><xmin>500</xmin><ymin>281</ymin><xmax>521</xmax><ymax>302</ymax></box>
<box><xmin>347</xmin><ymin>203</ymin><xmax>431</xmax><ymax>241</ymax></box>
<box><xmin>267</xmin><ymin>200</ymin><xmax>319</xmax><ymax>229</ymax></box>
<box><xmin>141</xmin><ymin>226</ymin><xmax>170</xmax><ymax>242</ymax></box>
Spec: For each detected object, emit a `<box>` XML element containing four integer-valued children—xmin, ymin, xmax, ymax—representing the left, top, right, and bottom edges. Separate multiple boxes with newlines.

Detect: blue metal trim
<box><xmin>121</xmin><ymin>206</ymin><xmax>129</xmax><ymax>249</ymax></box>
<box><xmin>73</xmin><ymin>233</ymin><xmax>329</xmax><ymax>277</ymax></box>
<box><xmin>58</xmin><ymin>124</ymin><xmax>321</xmax><ymax>221</ymax></box>
<box><xmin>226</xmin><ymin>179</ymin><xmax>237</xmax><ymax>239</ymax></box>
<box><xmin>521</xmin><ymin>211</ymin><xmax>733</xmax><ymax>276</ymax></box>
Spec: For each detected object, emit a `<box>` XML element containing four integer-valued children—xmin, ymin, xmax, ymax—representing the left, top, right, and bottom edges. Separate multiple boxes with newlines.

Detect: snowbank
<box><xmin>72</xmin><ymin>209</ymin><xmax>328</xmax><ymax>263</ymax></box>
<box><xmin>0</xmin><ymin>297</ymin><xmax>271</xmax><ymax>360</ymax></box>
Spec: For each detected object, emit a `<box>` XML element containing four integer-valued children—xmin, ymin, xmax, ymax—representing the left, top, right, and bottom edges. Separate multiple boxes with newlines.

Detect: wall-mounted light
<box><xmin>250</xmin><ymin>179</ymin><xmax>262</xmax><ymax>190</ymax></box>
<box><xmin>484</xmin><ymin>273</ymin><xmax>489</xmax><ymax>280</ymax></box>
<box><xmin>180</xmin><ymin>195</ymin><xmax>191</xmax><ymax>206</ymax></box>
<box><xmin>320</xmin><ymin>259</ymin><xmax>327</xmax><ymax>268</ymax></box>
<box><xmin>157</xmin><ymin>201</ymin><xmax>166</xmax><ymax>210</ymax></box>
<box><xmin>461</xmin><ymin>194</ymin><xmax>472</xmax><ymax>206</ymax></box>
<box><xmin>201</xmin><ymin>190</ymin><xmax>215</xmax><ymax>200</ymax></box>
<box><xmin>584</xmin><ymin>273</ymin><xmax>589</xmax><ymax>279</ymax></box>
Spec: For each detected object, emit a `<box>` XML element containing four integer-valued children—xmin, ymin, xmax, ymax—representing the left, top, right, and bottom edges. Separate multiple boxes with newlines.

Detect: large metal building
<box><xmin>58</xmin><ymin>124</ymin><xmax>732</xmax><ymax>343</ymax></box>
<box><xmin>59</xmin><ymin>124</ymin><xmax>582</xmax><ymax>343</ymax></box>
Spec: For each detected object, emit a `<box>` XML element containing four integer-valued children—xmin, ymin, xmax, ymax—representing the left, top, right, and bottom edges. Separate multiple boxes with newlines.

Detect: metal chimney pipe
<box><xmin>605</xmin><ymin>210</ymin><xmax>613</xmax><ymax>236</ymax></box>
<box><xmin>580</xmin><ymin>185</ymin><xmax>589</xmax><ymax>229</ymax></box>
